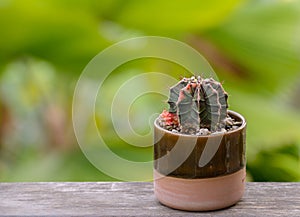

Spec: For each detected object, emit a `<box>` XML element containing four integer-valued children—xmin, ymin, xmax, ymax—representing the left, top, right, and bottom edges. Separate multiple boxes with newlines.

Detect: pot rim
<box><xmin>154</xmin><ymin>110</ymin><xmax>246</xmax><ymax>138</ymax></box>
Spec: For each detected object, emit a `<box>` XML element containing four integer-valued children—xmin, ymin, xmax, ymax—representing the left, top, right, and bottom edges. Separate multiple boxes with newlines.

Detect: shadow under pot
<box><xmin>153</xmin><ymin>110</ymin><xmax>246</xmax><ymax>211</ymax></box>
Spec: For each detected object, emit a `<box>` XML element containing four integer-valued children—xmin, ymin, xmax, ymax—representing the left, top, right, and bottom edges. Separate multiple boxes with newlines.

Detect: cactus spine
<box><xmin>167</xmin><ymin>76</ymin><xmax>228</xmax><ymax>134</ymax></box>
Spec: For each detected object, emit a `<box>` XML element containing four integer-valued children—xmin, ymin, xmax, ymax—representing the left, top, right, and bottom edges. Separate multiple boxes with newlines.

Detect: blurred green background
<box><xmin>0</xmin><ymin>0</ymin><xmax>299</xmax><ymax>182</ymax></box>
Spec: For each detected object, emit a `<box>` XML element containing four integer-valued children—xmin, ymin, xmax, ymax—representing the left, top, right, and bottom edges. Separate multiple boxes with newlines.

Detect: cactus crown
<box><xmin>167</xmin><ymin>76</ymin><xmax>228</xmax><ymax>134</ymax></box>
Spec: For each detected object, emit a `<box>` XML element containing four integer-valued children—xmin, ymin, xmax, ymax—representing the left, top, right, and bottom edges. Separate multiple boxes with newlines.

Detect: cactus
<box><xmin>162</xmin><ymin>76</ymin><xmax>228</xmax><ymax>134</ymax></box>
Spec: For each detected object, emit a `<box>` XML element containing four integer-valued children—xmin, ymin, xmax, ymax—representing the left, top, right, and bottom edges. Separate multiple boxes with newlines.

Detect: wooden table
<box><xmin>0</xmin><ymin>182</ymin><xmax>299</xmax><ymax>216</ymax></box>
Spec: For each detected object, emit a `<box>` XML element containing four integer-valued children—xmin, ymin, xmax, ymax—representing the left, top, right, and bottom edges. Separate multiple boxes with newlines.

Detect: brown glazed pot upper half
<box><xmin>153</xmin><ymin>110</ymin><xmax>247</xmax><ymax>211</ymax></box>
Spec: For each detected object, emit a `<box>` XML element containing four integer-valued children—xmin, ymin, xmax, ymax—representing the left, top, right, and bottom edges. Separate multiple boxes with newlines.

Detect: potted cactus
<box><xmin>154</xmin><ymin>76</ymin><xmax>246</xmax><ymax>211</ymax></box>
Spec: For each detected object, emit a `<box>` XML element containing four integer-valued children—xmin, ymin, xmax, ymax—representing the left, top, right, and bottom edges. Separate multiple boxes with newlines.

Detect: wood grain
<box><xmin>0</xmin><ymin>182</ymin><xmax>299</xmax><ymax>216</ymax></box>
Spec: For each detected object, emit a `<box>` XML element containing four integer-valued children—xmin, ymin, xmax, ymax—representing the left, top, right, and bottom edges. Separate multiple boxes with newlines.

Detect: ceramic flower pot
<box><xmin>153</xmin><ymin>110</ymin><xmax>246</xmax><ymax>211</ymax></box>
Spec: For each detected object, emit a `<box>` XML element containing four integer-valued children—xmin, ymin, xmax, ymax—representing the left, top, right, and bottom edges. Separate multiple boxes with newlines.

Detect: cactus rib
<box><xmin>164</xmin><ymin>76</ymin><xmax>228</xmax><ymax>134</ymax></box>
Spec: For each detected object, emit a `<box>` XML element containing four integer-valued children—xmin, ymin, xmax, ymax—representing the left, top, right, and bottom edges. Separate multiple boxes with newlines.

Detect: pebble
<box><xmin>225</xmin><ymin>117</ymin><xmax>234</xmax><ymax>126</ymax></box>
<box><xmin>211</xmin><ymin>128</ymin><xmax>227</xmax><ymax>135</ymax></box>
<box><xmin>197</xmin><ymin>128</ymin><xmax>210</xmax><ymax>136</ymax></box>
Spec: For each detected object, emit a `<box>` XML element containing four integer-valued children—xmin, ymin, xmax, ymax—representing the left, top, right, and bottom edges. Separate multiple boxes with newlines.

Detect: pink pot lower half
<box><xmin>154</xmin><ymin>167</ymin><xmax>246</xmax><ymax>211</ymax></box>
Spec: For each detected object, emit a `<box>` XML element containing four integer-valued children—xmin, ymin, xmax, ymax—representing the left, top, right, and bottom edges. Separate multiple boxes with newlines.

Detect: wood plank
<box><xmin>0</xmin><ymin>182</ymin><xmax>299</xmax><ymax>216</ymax></box>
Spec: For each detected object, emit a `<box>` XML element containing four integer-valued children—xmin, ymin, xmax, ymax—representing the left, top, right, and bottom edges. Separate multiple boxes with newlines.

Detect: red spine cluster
<box><xmin>159</xmin><ymin>109</ymin><xmax>179</xmax><ymax>130</ymax></box>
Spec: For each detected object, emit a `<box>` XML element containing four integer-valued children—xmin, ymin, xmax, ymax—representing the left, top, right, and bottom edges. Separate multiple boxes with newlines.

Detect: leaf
<box><xmin>110</xmin><ymin>0</ymin><xmax>243</xmax><ymax>34</ymax></box>
<box><xmin>204</xmin><ymin>0</ymin><xmax>300</xmax><ymax>92</ymax></box>
<box><xmin>226</xmin><ymin>86</ymin><xmax>300</xmax><ymax>161</ymax></box>
<box><xmin>248</xmin><ymin>149</ymin><xmax>300</xmax><ymax>182</ymax></box>
<box><xmin>0</xmin><ymin>0</ymin><xmax>110</xmax><ymax>73</ymax></box>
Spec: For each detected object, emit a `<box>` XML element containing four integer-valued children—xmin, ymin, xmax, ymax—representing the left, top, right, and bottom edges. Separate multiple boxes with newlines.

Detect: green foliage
<box><xmin>0</xmin><ymin>0</ymin><xmax>111</xmax><ymax>73</ymax></box>
<box><xmin>204</xmin><ymin>0</ymin><xmax>300</xmax><ymax>92</ymax></box>
<box><xmin>0</xmin><ymin>0</ymin><xmax>299</xmax><ymax>182</ymax></box>
<box><xmin>107</xmin><ymin>0</ymin><xmax>243</xmax><ymax>34</ymax></box>
<box><xmin>247</xmin><ymin>144</ymin><xmax>300</xmax><ymax>182</ymax></box>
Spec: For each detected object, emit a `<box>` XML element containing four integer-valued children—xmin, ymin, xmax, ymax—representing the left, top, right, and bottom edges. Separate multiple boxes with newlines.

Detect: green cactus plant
<box><xmin>164</xmin><ymin>76</ymin><xmax>228</xmax><ymax>134</ymax></box>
